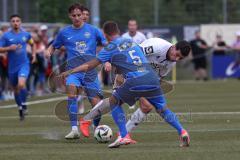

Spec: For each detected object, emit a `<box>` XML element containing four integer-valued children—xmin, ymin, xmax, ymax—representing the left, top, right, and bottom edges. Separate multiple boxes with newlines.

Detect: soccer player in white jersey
<box><xmin>80</xmin><ymin>37</ymin><xmax>191</xmax><ymax>147</ymax></box>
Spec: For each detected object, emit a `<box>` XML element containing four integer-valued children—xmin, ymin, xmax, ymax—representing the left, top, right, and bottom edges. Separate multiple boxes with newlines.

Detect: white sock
<box><xmin>72</xmin><ymin>126</ymin><xmax>78</xmax><ymax>131</ymax></box>
<box><xmin>83</xmin><ymin>98</ymin><xmax>110</xmax><ymax>121</ymax></box>
<box><xmin>126</xmin><ymin>108</ymin><xmax>147</xmax><ymax>132</ymax></box>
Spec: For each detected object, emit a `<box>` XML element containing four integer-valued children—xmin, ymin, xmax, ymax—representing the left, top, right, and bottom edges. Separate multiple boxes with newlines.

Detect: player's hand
<box><xmin>7</xmin><ymin>44</ymin><xmax>19</xmax><ymax>51</ymax></box>
<box><xmin>45</xmin><ymin>46</ymin><xmax>54</xmax><ymax>59</ymax></box>
<box><xmin>104</xmin><ymin>62</ymin><xmax>112</xmax><ymax>72</ymax></box>
<box><xmin>31</xmin><ymin>54</ymin><xmax>37</xmax><ymax>64</ymax></box>
<box><xmin>57</xmin><ymin>70</ymin><xmax>72</xmax><ymax>79</ymax></box>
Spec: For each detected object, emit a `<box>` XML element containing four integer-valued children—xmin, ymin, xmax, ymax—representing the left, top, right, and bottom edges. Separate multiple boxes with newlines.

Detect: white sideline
<box><xmin>0</xmin><ymin>89</ymin><xmax>112</xmax><ymax>109</ymax></box>
<box><xmin>0</xmin><ymin>96</ymin><xmax>67</xmax><ymax>109</ymax></box>
<box><xmin>1</xmin><ymin>111</ymin><xmax>240</xmax><ymax>120</ymax></box>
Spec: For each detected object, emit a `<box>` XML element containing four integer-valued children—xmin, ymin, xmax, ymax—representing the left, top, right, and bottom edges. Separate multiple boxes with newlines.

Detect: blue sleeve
<box><xmin>0</xmin><ymin>34</ymin><xmax>7</xmax><ymax>47</ymax></box>
<box><xmin>95</xmin><ymin>28</ymin><xmax>107</xmax><ymax>46</ymax></box>
<box><xmin>27</xmin><ymin>32</ymin><xmax>31</xmax><ymax>41</ymax></box>
<box><xmin>52</xmin><ymin>31</ymin><xmax>64</xmax><ymax>49</ymax></box>
<box><xmin>97</xmin><ymin>43</ymin><xmax>116</xmax><ymax>63</ymax></box>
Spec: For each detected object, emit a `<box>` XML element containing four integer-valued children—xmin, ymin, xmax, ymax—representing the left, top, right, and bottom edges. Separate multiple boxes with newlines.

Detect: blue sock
<box><xmin>14</xmin><ymin>93</ymin><xmax>22</xmax><ymax>108</ymax></box>
<box><xmin>111</xmin><ymin>105</ymin><xmax>127</xmax><ymax>138</ymax></box>
<box><xmin>161</xmin><ymin>109</ymin><xmax>183</xmax><ymax>135</ymax></box>
<box><xmin>20</xmin><ymin>89</ymin><xmax>28</xmax><ymax>109</ymax></box>
<box><xmin>67</xmin><ymin>97</ymin><xmax>78</xmax><ymax>127</ymax></box>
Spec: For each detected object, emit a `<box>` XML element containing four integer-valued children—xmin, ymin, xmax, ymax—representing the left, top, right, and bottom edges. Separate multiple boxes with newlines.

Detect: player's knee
<box><xmin>18</xmin><ymin>83</ymin><xmax>25</xmax><ymax>90</ymax></box>
<box><xmin>139</xmin><ymin>98</ymin><xmax>153</xmax><ymax>113</ymax></box>
<box><xmin>67</xmin><ymin>85</ymin><xmax>78</xmax><ymax>98</ymax></box>
<box><xmin>140</xmin><ymin>106</ymin><xmax>152</xmax><ymax>114</ymax></box>
<box><xmin>139</xmin><ymin>102</ymin><xmax>153</xmax><ymax>113</ymax></box>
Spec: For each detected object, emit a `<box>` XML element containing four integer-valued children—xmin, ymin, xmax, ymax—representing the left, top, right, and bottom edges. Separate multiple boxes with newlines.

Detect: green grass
<box><xmin>0</xmin><ymin>80</ymin><xmax>240</xmax><ymax>160</ymax></box>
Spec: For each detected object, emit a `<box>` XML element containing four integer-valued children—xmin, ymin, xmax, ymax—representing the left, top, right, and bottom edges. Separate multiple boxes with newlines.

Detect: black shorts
<box><xmin>192</xmin><ymin>57</ymin><xmax>207</xmax><ymax>70</ymax></box>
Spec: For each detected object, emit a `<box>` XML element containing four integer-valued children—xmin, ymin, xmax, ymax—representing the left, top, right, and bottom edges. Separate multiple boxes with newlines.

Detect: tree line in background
<box><xmin>2</xmin><ymin>0</ymin><xmax>240</xmax><ymax>26</ymax></box>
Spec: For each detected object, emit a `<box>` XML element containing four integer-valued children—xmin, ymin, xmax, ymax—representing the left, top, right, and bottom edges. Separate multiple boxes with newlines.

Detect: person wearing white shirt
<box><xmin>122</xmin><ymin>19</ymin><xmax>146</xmax><ymax>44</ymax></box>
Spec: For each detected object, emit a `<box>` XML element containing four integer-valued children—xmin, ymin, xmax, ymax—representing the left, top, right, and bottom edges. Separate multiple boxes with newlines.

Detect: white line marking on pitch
<box><xmin>1</xmin><ymin>111</ymin><xmax>240</xmax><ymax>120</ymax></box>
<box><xmin>0</xmin><ymin>89</ymin><xmax>112</xmax><ymax>109</ymax></box>
<box><xmin>0</xmin><ymin>96</ymin><xmax>67</xmax><ymax>109</ymax></box>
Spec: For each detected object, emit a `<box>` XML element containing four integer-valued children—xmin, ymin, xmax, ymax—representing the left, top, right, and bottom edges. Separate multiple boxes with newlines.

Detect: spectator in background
<box><xmin>231</xmin><ymin>31</ymin><xmax>240</xmax><ymax>79</ymax></box>
<box><xmin>212</xmin><ymin>34</ymin><xmax>228</xmax><ymax>56</ymax></box>
<box><xmin>122</xmin><ymin>19</ymin><xmax>146</xmax><ymax>44</ymax></box>
<box><xmin>232</xmin><ymin>31</ymin><xmax>240</xmax><ymax>57</ymax></box>
<box><xmin>39</xmin><ymin>25</ymin><xmax>49</xmax><ymax>47</ymax></box>
<box><xmin>34</xmin><ymin>33</ymin><xmax>47</xmax><ymax>96</ymax></box>
<box><xmin>190</xmin><ymin>30</ymin><xmax>209</xmax><ymax>81</ymax></box>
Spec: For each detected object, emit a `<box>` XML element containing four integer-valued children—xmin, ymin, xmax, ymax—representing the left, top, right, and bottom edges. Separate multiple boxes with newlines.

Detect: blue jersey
<box><xmin>97</xmin><ymin>37</ymin><xmax>156</xmax><ymax>79</ymax></box>
<box><xmin>0</xmin><ymin>29</ymin><xmax>31</xmax><ymax>73</ymax></box>
<box><xmin>52</xmin><ymin>23</ymin><xmax>107</xmax><ymax>72</ymax></box>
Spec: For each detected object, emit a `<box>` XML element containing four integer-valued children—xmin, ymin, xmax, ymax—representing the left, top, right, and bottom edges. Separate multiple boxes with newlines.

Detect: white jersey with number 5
<box><xmin>139</xmin><ymin>38</ymin><xmax>176</xmax><ymax>77</ymax></box>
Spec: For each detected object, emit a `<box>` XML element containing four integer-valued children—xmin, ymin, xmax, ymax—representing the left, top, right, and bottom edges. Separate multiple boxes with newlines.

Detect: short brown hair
<box><xmin>68</xmin><ymin>3</ymin><xmax>83</xmax><ymax>13</ymax></box>
<box><xmin>103</xmin><ymin>21</ymin><xmax>120</xmax><ymax>36</ymax></box>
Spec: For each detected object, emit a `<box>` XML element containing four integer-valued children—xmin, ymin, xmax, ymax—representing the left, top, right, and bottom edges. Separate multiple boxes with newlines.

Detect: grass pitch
<box><xmin>0</xmin><ymin>80</ymin><xmax>240</xmax><ymax>160</ymax></box>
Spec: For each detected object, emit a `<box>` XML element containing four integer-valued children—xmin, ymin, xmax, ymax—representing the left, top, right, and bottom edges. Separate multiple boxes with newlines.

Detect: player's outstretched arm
<box><xmin>0</xmin><ymin>44</ymin><xmax>19</xmax><ymax>53</ymax></box>
<box><xmin>59</xmin><ymin>58</ymin><xmax>102</xmax><ymax>78</ymax></box>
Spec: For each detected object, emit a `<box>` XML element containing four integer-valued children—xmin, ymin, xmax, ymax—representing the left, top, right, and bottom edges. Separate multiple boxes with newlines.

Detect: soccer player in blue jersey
<box><xmin>45</xmin><ymin>3</ymin><xmax>107</xmax><ymax>139</ymax></box>
<box><xmin>0</xmin><ymin>14</ymin><xmax>36</xmax><ymax>121</ymax></box>
<box><xmin>59</xmin><ymin>21</ymin><xmax>190</xmax><ymax>148</ymax></box>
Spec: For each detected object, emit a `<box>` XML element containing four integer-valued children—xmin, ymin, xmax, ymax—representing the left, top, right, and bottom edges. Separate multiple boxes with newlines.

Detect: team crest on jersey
<box><xmin>144</xmin><ymin>46</ymin><xmax>154</xmax><ymax>55</ymax></box>
<box><xmin>84</xmin><ymin>32</ymin><xmax>91</xmax><ymax>38</ymax></box>
<box><xmin>76</xmin><ymin>41</ymin><xmax>87</xmax><ymax>53</ymax></box>
<box><xmin>22</xmin><ymin>36</ymin><xmax>27</xmax><ymax>42</ymax></box>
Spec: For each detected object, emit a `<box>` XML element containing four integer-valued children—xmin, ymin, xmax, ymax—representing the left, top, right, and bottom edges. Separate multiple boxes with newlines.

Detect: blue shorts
<box><xmin>113</xmin><ymin>72</ymin><xmax>163</xmax><ymax>106</ymax></box>
<box><xmin>147</xmin><ymin>95</ymin><xmax>167</xmax><ymax>110</ymax></box>
<box><xmin>8</xmin><ymin>64</ymin><xmax>30</xmax><ymax>87</ymax></box>
<box><xmin>66</xmin><ymin>72</ymin><xmax>103</xmax><ymax>99</ymax></box>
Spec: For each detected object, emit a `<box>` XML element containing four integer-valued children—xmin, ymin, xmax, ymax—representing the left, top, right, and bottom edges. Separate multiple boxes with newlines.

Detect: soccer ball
<box><xmin>94</xmin><ymin>125</ymin><xmax>113</xmax><ymax>143</ymax></box>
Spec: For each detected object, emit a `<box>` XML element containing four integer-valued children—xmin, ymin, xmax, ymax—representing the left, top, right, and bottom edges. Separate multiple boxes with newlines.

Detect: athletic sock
<box><xmin>160</xmin><ymin>109</ymin><xmax>183</xmax><ymax>135</ymax></box>
<box><xmin>83</xmin><ymin>98</ymin><xmax>110</xmax><ymax>121</ymax></box>
<box><xmin>111</xmin><ymin>104</ymin><xmax>127</xmax><ymax>138</ymax></box>
<box><xmin>14</xmin><ymin>92</ymin><xmax>22</xmax><ymax>107</ymax></box>
<box><xmin>20</xmin><ymin>89</ymin><xmax>28</xmax><ymax>110</ymax></box>
<box><xmin>126</xmin><ymin>108</ymin><xmax>147</xmax><ymax>132</ymax></box>
<box><xmin>67</xmin><ymin>97</ymin><xmax>78</xmax><ymax>127</ymax></box>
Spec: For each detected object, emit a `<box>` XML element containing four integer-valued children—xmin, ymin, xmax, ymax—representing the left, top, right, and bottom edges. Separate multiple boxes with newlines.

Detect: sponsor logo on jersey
<box><xmin>144</xmin><ymin>46</ymin><xmax>154</xmax><ymax>55</ymax></box>
<box><xmin>84</xmin><ymin>32</ymin><xmax>91</xmax><ymax>38</ymax></box>
<box><xmin>22</xmin><ymin>36</ymin><xmax>27</xmax><ymax>42</ymax></box>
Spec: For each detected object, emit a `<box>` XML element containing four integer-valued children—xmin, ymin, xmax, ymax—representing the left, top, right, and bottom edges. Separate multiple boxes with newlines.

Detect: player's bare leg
<box><xmin>18</xmin><ymin>77</ymin><xmax>28</xmax><ymax>115</ymax></box>
<box><xmin>13</xmin><ymin>77</ymin><xmax>28</xmax><ymax>121</ymax></box>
